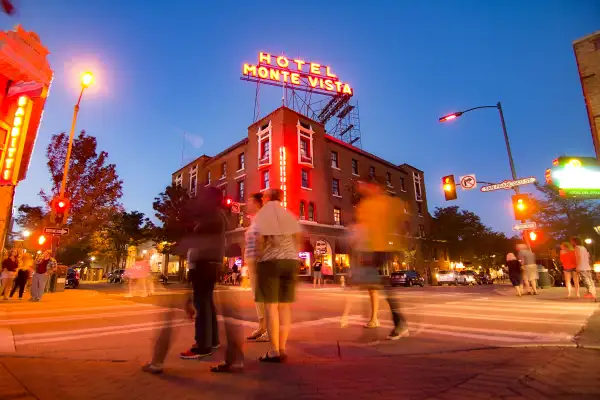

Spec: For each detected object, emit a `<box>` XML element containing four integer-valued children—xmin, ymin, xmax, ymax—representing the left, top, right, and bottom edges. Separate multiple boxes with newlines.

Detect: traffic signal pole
<box><xmin>59</xmin><ymin>87</ymin><xmax>84</xmax><ymax>199</ymax></box>
<box><xmin>497</xmin><ymin>102</ymin><xmax>519</xmax><ymax>193</ymax></box>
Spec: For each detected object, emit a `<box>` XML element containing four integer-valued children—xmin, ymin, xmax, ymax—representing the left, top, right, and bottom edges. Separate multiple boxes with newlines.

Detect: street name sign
<box><xmin>44</xmin><ymin>227</ymin><xmax>69</xmax><ymax>235</ymax></box>
<box><xmin>459</xmin><ymin>174</ymin><xmax>477</xmax><ymax>190</ymax></box>
<box><xmin>513</xmin><ymin>222</ymin><xmax>537</xmax><ymax>231</ymax></box>
<box><xmin>480</xmin><ymin>177</ymin><xmax>537</xmax><ymax>192</ymax></box>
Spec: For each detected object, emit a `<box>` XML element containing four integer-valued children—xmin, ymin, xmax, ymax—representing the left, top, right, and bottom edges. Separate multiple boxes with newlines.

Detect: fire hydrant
<box><xmin>340</xmin><ymin>275</ymin><xmax>346</xmax><ymax>287</ymax></box>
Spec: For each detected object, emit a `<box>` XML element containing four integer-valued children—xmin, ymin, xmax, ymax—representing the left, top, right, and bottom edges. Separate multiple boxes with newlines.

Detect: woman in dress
<box><xmin>506</xmin><ymin>253</ymin><xmax>523</xmax><ymax>296</ymax></box>
<box><xmin>559</xmin><ymin>242</ymin><xmax>578</xmax><ymax>298</ymax></box>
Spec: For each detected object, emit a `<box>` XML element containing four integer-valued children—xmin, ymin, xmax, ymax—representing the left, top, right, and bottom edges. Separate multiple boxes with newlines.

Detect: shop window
<box><xmin>331</xmin><ymin>151</ymin><xmax>339</xmax><ymax>169</ymax></box>
<box><xmin>238</xmin><ymin>180</ymin><xmax>245</xmax><ymax>201</ymax></box>
<box><xmin>190</xmin><ymin>175</ymin><xmax>197</xmax><ymax>196</ymax></box>
<box><xmin>238</xmin><ymin>153</ymin><xmax>245</xmax><ymax>171</ymax></box>
<box><xmin>301</xmin><ymin>169</ymin><xmax>310</xmax><ymax>189</ymax></box>
<box><xmin>335</xmin><ymin>254</ymin><xmax>350</xmax><ymax>275</ymax></box>
<box><xmin>308</xmin><ymin>202</ymin><xmax>315</xmax><ymax>222</ymax></box>
<box><xmin>258</xmin><ymin>121</ymin><xmax>272</xmax><ymax>167</ymax></box>
<box><xmin>300</xmin><ymin>201</ymin><xmax>306</xmax><ymax>220</ymax></box>
<box><xmin>332</xmin><ymin>179</ymin><xmax>340</xmax><ymax>196</ymax></box>
<box><xmin>262</xmin><ymin>170</ymin><xmax>270</xmax><ymax>190</ymax></box>
<box><xmin>333</xmin><ymin>207</ymin><xmax>342</xmax><ymax>226</ymax></box>
<box><xmin>352</xmin><ymin>159</ymin><xmax>359</xmax><ymax>175</ymax></box>
<box><xmin>400</xmin><ymin>177</ymin><xmax>406</xmax><ymax>192</ymax></box>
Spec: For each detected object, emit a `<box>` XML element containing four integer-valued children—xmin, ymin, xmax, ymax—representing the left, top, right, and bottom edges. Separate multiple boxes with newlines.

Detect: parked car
<box><xmin>390</xmin><ymin>270</ymin><xmax>425</xmax><ymax>287</ymax></box>
<box><xmin>65</xmin><ymin>268</ymin><xmax>80</xmax><ymax>289</ymax></box>
<box><xmin>457</xmin><ymin>270</ymin><xmax>478</xmax><ymax>285</ymax></box>
<box><xmin>107</xmin><ymin>269</ymin><xmax>126</xmax><ymax>283</ymax></box>
<box><xmin>436</xmin><ymin>270</ymin><xmax>458</xmax><ymax>285</ymax></box>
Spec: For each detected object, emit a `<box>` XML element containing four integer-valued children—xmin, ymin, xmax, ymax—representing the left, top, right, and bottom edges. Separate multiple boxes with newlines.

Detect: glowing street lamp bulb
<box><xmin>81</xmin><ymin>72</ymin><xmax>94</xmax><ymax>88</ymax></box>
<box><xmin>585</xmin><ymin>238</ymin><xmax>593</xmax><ymax>245</ymax></box>
<box><xmin>90</xmin><ymin>256</ymin><xmax>96</xmax><ymax>261</ymax></box>
<box><xmin>23</xmin><ymin>230</ymin><xmax>31</xmax><ymax>238</ymax></box>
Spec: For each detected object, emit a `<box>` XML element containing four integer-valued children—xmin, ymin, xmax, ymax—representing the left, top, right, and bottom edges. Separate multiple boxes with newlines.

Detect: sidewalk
<box><xmin>1</xmin><ymin>346</ymin><xmax>598</xmax><ymax>399</ymax></box>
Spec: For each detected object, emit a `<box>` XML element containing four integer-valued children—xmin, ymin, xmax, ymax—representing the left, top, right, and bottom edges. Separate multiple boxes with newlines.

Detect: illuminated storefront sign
<box><xmin>242</xmin><ymin>52</ymin><xmax>353</xmax><ymax>96</ymax></box>
<box><xmin>0</xmin><ymin>96</ymin><xmax>32</xmax><ymax>185</ymax></box>
<box><xmin>547</xmin><ymin>157</ymin><xmax>600</xmax><ymax>198</ymax></box>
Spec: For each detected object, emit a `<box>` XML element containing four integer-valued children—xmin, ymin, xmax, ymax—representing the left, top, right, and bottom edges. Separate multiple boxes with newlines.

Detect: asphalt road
<box><xmin>1</xmin><ymin>281</ymin><xmax>597</xmax><ymax>364</ymax></box>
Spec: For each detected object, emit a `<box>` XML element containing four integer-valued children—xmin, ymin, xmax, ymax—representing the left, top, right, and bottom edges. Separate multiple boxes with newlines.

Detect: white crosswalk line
<box><xmin>2</xmin><ymin>302</ymin><xmax>156</xmax><ymax>317</ymax></box>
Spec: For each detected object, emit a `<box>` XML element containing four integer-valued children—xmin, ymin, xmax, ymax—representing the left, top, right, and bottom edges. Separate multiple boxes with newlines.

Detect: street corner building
<box><xmin>171</xmin><ymin>106</ymin><xmax>450</xmax><ymax>281</ymax></box>
<box><xmin>0</xmin><ymin>25</ymin><xmax>53</xmax><ymax>248</ymax></box>
<box><xmin>573</xmin><ymin>30</ymin><xmax>600</xmax><ymax>160</ymax></box>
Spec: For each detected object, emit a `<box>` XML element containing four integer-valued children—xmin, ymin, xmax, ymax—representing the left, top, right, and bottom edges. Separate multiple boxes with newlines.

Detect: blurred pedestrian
<box><xmin>506</xmin><ymin>253</ymin><xmax>523</xmax><ymax>296</ymax></box>
<box><xmin>11</xmin><ymin>252</ymin><xmax>33</xmax><ymax>299</ymax></box>
<box><xmin>312</xmin><ymin>260</ymin><xmax>323</xmax><ymax>288</ymax></box>
<box><xmin>517</xmin><ymin>243</ymin><xmax>537</xmax><ymax>295</ymax></box>
<box><xmin>353</xmin><ymin>181</ymin><xmax>408</xmax><ymax>340</ymax></box>
<box><xmin>254</xmin><ymin>189</ymin><xmax>302</xmax><ymax>362</ymax></box>
<box><xmin>240</xmin><ymin>263</ymin><xmax>249</xmax><ymax>289</ymax></box>
<box><xmin>560</xmin><ymin>242</ymin><xmax>578</xmax><ymax>298</ymax></box>
<box><xmin>30</xmin><ymin>251</ymin><xmax>56</xmax><ymax>302</ymax></box>
<box><xmin>245</xmin><ymin>192</ymin><xmax>269</xmax><ymax>343</ymax></box>
<box><xmin>571</xmin><ymin>237</ymin><xmax>596</xmax><ymax>301</ymax></box>
<box><xmin>1</xmin><ymin>249</ymin><xmax>18</xmax><ymax>300</ymax></box>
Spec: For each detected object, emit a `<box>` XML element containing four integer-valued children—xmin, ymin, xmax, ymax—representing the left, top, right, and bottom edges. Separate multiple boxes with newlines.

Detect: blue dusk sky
<box><xmin>3</xmin><ymin>0</ymin><xmax>599</xmax><ymax>234</ymax></box>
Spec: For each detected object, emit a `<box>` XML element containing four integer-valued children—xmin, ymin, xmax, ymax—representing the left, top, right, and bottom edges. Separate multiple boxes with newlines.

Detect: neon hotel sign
<box><xmin>242</xmin><ymin>52</ymin><xmax>353</xmax><ymax>96</ymax></box>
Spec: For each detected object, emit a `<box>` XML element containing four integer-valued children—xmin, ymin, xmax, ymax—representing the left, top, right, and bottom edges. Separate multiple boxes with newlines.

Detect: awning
<box><xmin>301</xmin><ymin>239</ymin><xmax>314</xmax><ymax>253</ymax></box>
<box><xmin>335</xmin><ymin>239</ymin><xmax>351</xmax><ymax>255</ymax></box>
<box><xmin>225</xmin><ymin>243</ymin><xmax>242</xmax><ymax>257</ymax></box>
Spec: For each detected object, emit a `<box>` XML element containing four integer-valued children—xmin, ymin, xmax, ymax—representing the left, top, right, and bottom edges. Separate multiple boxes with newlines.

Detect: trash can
<box><xmin>537</xmin><ymin>265</ymin><xmax>551</xmax><ymax>289</ymax></box>
<box><xmin>52</xmin><ymin>265</ymin><xmax>68</xmax><ymax>292</ymax></box>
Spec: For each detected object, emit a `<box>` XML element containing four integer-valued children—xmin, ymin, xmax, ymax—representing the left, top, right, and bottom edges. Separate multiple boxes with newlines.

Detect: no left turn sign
<box><xmin>459</xmin><ymin>174</ymin><xmax>477</xmax><ymax>190</ymax></box>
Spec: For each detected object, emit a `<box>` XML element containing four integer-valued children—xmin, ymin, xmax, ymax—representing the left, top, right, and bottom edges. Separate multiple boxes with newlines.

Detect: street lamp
<box><xmin>90</xmin><ymin>256</ymin><xmax>96</xmax><ymax>262</ymax></box>
<box><xmin>59</xmin><ymin>71</ymin><xmax>95</xmax><ymax>198</ymax></box>
<box><xmin>22</xmin><ymin>230</ymin><xmax>31</xmax><ymax>238</ymax></box>
<box><xmin>439</xmin><ymin>102</ymin><xmax>518</xmax><ymax>183</ymax></box>
<box><xmin>585</xmin><ymin>238</ymin><xmax>593</xmax><ymax>245</ymax></box>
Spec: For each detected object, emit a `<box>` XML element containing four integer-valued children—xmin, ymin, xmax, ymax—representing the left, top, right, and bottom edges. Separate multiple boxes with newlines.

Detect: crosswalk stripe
<box><xmin>396</xmin><ymin>309</ymin><xmax>587</xmax><ymax>326</ymax></box>
<box><xmin>420</xmin><ymin>303</ymin><xmax>597</xmax><ymax>316</ymax></box>
<box><xmin>1</xmin><ymin>303</ymin><xmax>156</xmax><ymax>317</ymax></box>
<box><xmin>0</xmin><ymin>307</ymin><xmax>174</xmax><ymax>326</ymax></box>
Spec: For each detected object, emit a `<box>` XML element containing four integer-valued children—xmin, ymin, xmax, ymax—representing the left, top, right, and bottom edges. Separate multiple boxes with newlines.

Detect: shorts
<box><xmin>510</xmin><ymin>276</ymin><xmax>521</xmax><ymax>287</ymax></box>
<box><xmin>313</xmin><ymin>270</ymin><xmax>322</xmax><ymax>279</ymax></box>
<box><xmin>563</xmin><ymin>268</ymin><xmax>576</xmax><ymax>273</ymax></box>
<box><xmin>524</xmin><ymin>264</ymin><xmax>538</xmax><ymax>281</ymax></box>
<box><xmin>255</xmin><ymin>259</ymin><xmax>298</xmax><ymax>304</ymax></box>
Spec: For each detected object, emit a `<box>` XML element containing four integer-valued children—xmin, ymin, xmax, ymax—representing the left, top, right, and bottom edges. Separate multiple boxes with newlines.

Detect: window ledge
<box><xmin>352</xmin><ymin>173</ymin><xmax>360</xmax><ymax>177</ymax></box>
<box><xmin>236</xmin><ymin>174</ymin><xmax>247</xmax><ymax>180</ymax></box>
<box><xmin>301</xmin><ymin>187</ymin><xmax>312</xmax><ymax>191</ymax></box>
<box><xmin>400</xmin><ymin>189</ymin><xmax>407</xmax><ymax>193</ymax></box>
<box><xmin>204</xmin><ymin>183</ymin><xmax>211</xmax><ymax>187</ymax></box>
<box><xmin>260</xmin><ymin>188</ymin><xmax>270</xmax><ymax>192</ymax></box>
<box><xmin>236</xmin><ymin>169</ymin><xmax>245</xmax><ymax>174</ymax></box>
<box><xmin>331</xmin><ymin>166</ymin><xmax>341</xmax><ymax>171</ymax></box>
<box><xmin>333</xmin><ymin>194</ymin><xmax>342</xmax><ymax>199</ymax></box>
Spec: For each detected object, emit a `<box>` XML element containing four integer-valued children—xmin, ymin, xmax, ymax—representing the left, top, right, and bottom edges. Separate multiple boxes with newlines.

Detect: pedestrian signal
<box><xmin>511</xmin><ymin>194</ymin><xmax>534</xmax><ymax>221</ymax></box>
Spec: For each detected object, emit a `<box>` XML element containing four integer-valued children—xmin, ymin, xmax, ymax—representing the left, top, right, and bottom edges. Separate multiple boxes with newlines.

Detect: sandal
<box><xmin>210</xmin><ymin>362</ymin><xmax>243</xmax><ymax>373</ymax></box>
<box><xmin>259</xmin><ymin>351</ymin><xmax>282</xmax><ymax>363</ymax></box>
<box><xmin>364</xmin><ymin>320</ymin><xmax>380</xmax><ymax>329</ymax></box>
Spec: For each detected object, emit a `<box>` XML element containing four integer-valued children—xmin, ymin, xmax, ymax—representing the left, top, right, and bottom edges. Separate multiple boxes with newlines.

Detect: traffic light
<box><xmin>38</xmin><ymin>234</ymin><xmax>47</xmax><ymax>246</ymax></box>
<box><xmin>442</xmin><ymin>175</ymin><xmax>457</xmax><ymax>201</ymax></box>
<box><xmin>523</xmin><ymin>230</ymin><xmax>546</xmax><ymax>245</ymax></box>
<box><xmin>511</xmin><ymin>194</ymin><xmax>534</xmax><ymax>221</ymax></box>
<box><xmin>51</xmin><ymin>197</ymin><xmax>70</xmax><ymax>225</ymax></box>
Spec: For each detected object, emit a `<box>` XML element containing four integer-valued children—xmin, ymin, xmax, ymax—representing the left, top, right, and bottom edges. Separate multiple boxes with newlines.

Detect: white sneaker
<box><xmin>387</xmin><ymin>328</ymin><xmax>410</xmax><ymax>340</ymax></box>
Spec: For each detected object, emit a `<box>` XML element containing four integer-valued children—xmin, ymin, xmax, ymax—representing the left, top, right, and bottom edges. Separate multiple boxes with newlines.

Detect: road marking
<box><xmin>420</xmin><ymin>303</ymin><xmax>597</xmax><ymax>316</ymax></box>
<box><xmin>0</xmin><ymin>307</ymin><xmax>175</xmax><ymax>326</ymax></box>
<box><xmin>1</xmin><ymin>303</ymin><xmax>156</xmax><ymax>317</ymax></box>
<box><xmin>0</xmin><ymin>328</ymin><xmax>15</xmax><ymax>353</ymax></box>
<box><xmin>396</xmin><ymin>309</ymin><xmax>586</xmax><ymax>326</ymax></box>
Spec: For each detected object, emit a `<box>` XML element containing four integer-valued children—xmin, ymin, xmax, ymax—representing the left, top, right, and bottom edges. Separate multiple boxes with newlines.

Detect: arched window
<box><xmin>300</xmin><ymin>201</ymin><xmax>306</xmax><ymax>220</ymax></box>
<box><xmin>308</xmin><ymin>202</ymin><xmax>315</xmax><ymax>222</ymax></box>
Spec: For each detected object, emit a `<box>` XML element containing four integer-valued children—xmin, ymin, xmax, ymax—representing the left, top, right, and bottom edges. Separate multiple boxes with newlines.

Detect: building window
<box><xmin>417</xmin><ymin>202</ymin><xmax>423</xmax><ymax>216</ymax></box>
<box><xmin>238</xmin><ymin>153</ymin><xmax>245</xmax><ymax>171</ymax></box>
<box><xmin>419</xmin><ymin>224</ymin><xmax>425</xmax><ymax>238</ymax></box>
<box><xmin>298</xmin><ymin>120</ymin><xmax>314</xmax><ymax>166</ymax></box>
<box><xmin>308</xmin><ymin>202</ymin><xmax>315</xmax><ymax>222</ymax></box>
<box><xmin>400</xmin><ymin>177</ymin><xmax>406</xmax><ymax>192</ymax></box>
<box><xmin>413</xmin><ymin>172</ymin><xmax>423</xmax><ymax>202</ymax></box>
<box><xmin>238</xmin><ymin>214</ymin><xmax>244</xmax><ymax>228</ymax></box>
<box><xmin>352</xmin><ymin>159</ymin><xmax>359</xmax><ymax>175</ymax></box>
<box><xmin>404</xmin><ymin>221</ymin><xmax>411</xmax><ymax>235</ymax></box>
<box><xmin>258</xmin><ymin>121</ymin><xmax>272</xmax><ymax>167</ymax></box>
<box><xmin>190</xmin><ymin>175</ymin><xmax>197</xmax><ymax>196</ymax></box>
<box><xmin>300</xmin><ymin>201</ymin><xmax>306</xmax><ymax>220</ymax></box>
<box><xmin>206</xmin><ymin>171</ymin><xmax>211</xmax><ymax>185</ymax></box>
<box><xmin>301</xmin><ymin>169</ymin><xmax>310</xmax><ymax>188</ymax></box>
<box><xmin>369</xmin><ymin>166</ymin><xmax>375</xmax><ymax>179</ymax></box>
<box><xmin>433</xmin><ymin>247</ymin><xmax>438</xmax><ymax>261</ymax></box>
<box><xmin>221</xmin><ymin>162</ymin><xmax>227</xmax><ymax>179</ymax></box>
<box><xmin>262</xmin><ymin>170</ymin><xmax>270</xmax><ymax>190</ymax></box>
<box><xmin>175</xmin><ymin>174</ymin><xmax>182</xmax><ymax>187</ymax></box>
<box><xmin>333</xmin><ymin>207</ymin><xmax>341</xmax><ymax>226</ymax></box>
<box><xmin>332</xmin><ymin>179</ymin><xmax>340</xmax><ymax>196</ymax></box>
<box><xmin>238</xmin><ymin>180</ymin><xmax>245</xmax><ymax>202</ymax></box>
<box><xmin>222</xmin><ymin>187</ymin><xmax>227</xmax><ymax>199</ymax></box>
<box><xmin>386</xmin><ymin>172</ymin><xmax>392</xmax><ymax>187</ymax></box>
<box><xmin>331</xmin><ymin>151</ymin><xmax>339</xmax><ymax>169</ymax></box>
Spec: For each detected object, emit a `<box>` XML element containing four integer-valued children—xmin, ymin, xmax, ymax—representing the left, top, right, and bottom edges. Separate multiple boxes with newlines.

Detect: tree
<box><xmin>90</xmin><ymin>211</ymin><xmax>153</xmax><ymax>269</ymax></box>
<box><xmin>14</xmin><ymin>205</ymin><xmax>45</xmax><ymax>233</ymax></box>
<box><xmin>534</xmin><ymin>183</ymin><xmax>600</xmax><ymax>243</ymax></box>
<box><xmin>16</xmin><ymin>130</ymin><xmax>123</xmax><ymax>264</ymax></box>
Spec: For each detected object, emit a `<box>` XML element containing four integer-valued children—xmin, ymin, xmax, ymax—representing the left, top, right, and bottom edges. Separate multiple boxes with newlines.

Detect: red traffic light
<box><xmin>225</xmin><ymin>198</ymin><xmax>232</xmax><ymax>206</ymax></box>
<box><xmin>439</xmin><ymin>112</ymin><xmax>463</xmax><ymax>123</ymax></box>
<box><xmin>38</xmin><ymin>235</ymin><xmax>47</xmax><ymax>245</ymax></box>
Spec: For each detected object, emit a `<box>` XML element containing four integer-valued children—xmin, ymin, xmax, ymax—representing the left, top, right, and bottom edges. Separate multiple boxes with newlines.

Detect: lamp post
<box><xmin>22</xmin><ymin>230</ymin><xmax>30</xmax><ymax>238</ymax></box>
<box><xmin>59</xmin><ymin>72</ymin><xmax>94</xmax><ymax>198</ymax></box>
<box><xmin>439</xmin><ymin>102</ymin><xmax>518</xmax><ymax>183</ymax></box>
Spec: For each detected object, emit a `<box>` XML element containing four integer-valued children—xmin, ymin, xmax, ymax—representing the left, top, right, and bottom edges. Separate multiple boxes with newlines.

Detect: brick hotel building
<box><xmin>171</xmin><ymin>106</ymin><xmax>449</xmax><ymax>280</ymax></box>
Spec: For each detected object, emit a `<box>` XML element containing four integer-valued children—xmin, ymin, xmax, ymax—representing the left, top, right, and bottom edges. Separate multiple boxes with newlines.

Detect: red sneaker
<box><xmin>180</xmin><ymin>348</ymin><xmax>212</xmax><ymax>360</ymax></box>
<box><xmin>583</xmin><ymin>293</ymin><xmax>595</xmax><ymax>299</ymax></box>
